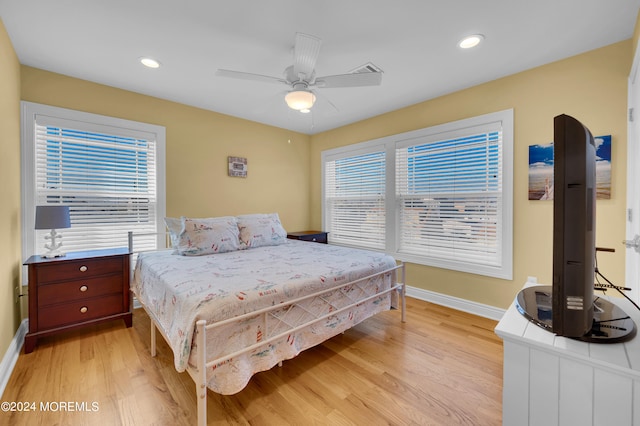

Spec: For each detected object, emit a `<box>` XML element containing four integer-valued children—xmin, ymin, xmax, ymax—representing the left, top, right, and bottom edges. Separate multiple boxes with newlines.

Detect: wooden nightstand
<box><xmin>23</xmin><ymin>247</ymin><xmax>132</xmax><ymax>353</ymax></box>
<box><xmin>287</xmin><ymin>231</ymin><xmax>328</xmax><ymax>244</ymax></box>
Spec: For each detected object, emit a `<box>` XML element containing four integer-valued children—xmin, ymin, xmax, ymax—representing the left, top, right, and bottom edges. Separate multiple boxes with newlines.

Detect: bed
<box><xmin>129</xmin><ymin>214</ymin><xmax>405</xmax><ymax>426</ymax></box>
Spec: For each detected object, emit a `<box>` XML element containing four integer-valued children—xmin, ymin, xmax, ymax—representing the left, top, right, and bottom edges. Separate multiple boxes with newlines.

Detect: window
<box><xmin>21</xmin><ymin>102</ymin><xmax>166</xmax><ymax>259</ymax></box>
<box><xmin>324</xmin><ymin>147</ymin><xmax>386</xmax><ymax>250</ymax></box>
<box><xmin>322</xmin><ymin>110</ymin><xmax>513</xmax><ymax>279</ymax></box>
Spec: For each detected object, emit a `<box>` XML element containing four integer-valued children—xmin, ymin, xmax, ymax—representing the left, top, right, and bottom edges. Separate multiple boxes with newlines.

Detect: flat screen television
<box><xmin>516</xmin><ymin>114</ymin><xmax>635</xmax><ymax>343</ymax></box>
<box><xmin>551</xmin><ymin>113</ymin><xmax>596</xmax><ymax>338</ymax></box>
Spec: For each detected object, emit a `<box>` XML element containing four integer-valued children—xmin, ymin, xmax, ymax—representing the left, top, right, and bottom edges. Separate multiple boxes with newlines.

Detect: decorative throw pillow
<box><xmin>237</xmin><ymin>213</ymin><xmax>287</xmax><ymax>249</ymax></box>
<box><xmin>164</xmin><ymin>217</ymin><xmax>182</xmax><ymax>248</ymax></box>
<box><xmin>176</xmin><ymin>216</ymin><xmax>240</xmax><ymax>256</ymax></box>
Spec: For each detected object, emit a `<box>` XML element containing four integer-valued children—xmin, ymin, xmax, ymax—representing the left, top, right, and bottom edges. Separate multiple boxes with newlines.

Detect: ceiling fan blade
<box><xmin>313</xmin><ymin>90</ymin><xmax>340</xmax><ymax>113</ymax></box>
<box><xmin>293</xmin><ymin>33</ymin><xmax>321</xmax><ymax>81</ymax></box>
<box><xmin>314</xmin><ymin>72</ymin><xmax>382</xmax><ymax>88</ymax></box>
<box><xmin>215</xmin><ymin>69</ymin><xmax>287</xmax><ymax>85</ymax></box>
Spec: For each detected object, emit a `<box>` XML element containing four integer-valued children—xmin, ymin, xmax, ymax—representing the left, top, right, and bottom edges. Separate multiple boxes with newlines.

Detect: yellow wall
<box><xmin>310</xmin><ymin>40</ymin><xmax>632</xmax><ymax>309</ymax></box>
<box><xmin>20</xmin><ymin>67</ymin><xmax>312</xmax><ymax>229</ymax></box>
<box><xmin>0</xmin><ymin>19</ymin><xmax>22</xmax><ymax>358</ymax></box>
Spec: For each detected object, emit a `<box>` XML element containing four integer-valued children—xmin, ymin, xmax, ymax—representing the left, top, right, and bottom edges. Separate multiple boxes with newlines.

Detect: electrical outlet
<box><xmin>16</xmin><ymin>284</ymin><xmax>28</xmax><ymax>303</ymax></box>
<box><xmin>527</xmin><ymin>276</ymin><xmax>538</xmax><ymax>283</ymax></box>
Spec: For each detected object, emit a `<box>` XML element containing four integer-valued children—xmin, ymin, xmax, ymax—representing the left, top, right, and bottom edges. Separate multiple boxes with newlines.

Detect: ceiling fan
<box><xmin>215</xmin><ymin>33</ymin><xmax>382</xmax><ymax>113</ymax></box>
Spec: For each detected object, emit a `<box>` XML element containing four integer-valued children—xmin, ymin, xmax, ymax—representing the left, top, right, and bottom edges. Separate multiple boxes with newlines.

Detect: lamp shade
<box><xmin>35</xmin><ymin>205</ymin><xmax>71</xmax><ymax>230</ymax></box>
<box><xmin>285</xmin><ymin>90</ymin><xmax>316</xmax><ymax>111</ymax></box>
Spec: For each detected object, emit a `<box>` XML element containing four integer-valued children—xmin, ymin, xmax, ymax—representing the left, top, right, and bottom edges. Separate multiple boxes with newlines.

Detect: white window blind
<box><xmin>22</xmin><ymin>102</ymin><xmax>166</xmax><ymax>259</ymax></box>
<box><xmin>324</xmin><ymin>150</ymin><xmax>386</xmax><ymax>250</ymax></box>
<box><xmin>396</xmin><ymin>125</ymin><xmax>503</xmax><ymax>267</ymax></box>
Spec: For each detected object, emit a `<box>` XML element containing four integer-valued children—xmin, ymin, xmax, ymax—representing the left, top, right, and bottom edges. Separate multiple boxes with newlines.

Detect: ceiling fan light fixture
<box><xmin>285</xmin><ymin>90</ymin><xmax>316</xmax><ymax>111</ymax></box>
<box><xmin>458</xmin><ymin>34</ymin><xmax>484</xmax><ymax>49</ymax></box>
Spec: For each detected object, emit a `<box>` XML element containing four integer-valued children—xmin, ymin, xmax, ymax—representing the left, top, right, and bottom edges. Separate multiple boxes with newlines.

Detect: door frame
<box><xmin>626</xmin><ymin>42</ymin><xmax>640</xmax><ymax>304</ymax></box>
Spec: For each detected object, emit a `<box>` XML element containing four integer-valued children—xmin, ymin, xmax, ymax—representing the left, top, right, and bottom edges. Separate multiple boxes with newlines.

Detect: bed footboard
<box><xmin>189</xmin><ymin>262</ymin><xmax>405</xmax><ymax>426</ymax></box>
<box><xmin>138</xmin><ymin>262</ymin><xmax>405</xmax><ymax>426</ymax></box>
<box><xmin>129</xmin><ymin>231</ymin><xmax>406</xmax><ymax>426</ymax></box>
<box><xmin>195</xmin><ymin>320</ymin><xmax>207</xmax><ymax>426</ymax></box>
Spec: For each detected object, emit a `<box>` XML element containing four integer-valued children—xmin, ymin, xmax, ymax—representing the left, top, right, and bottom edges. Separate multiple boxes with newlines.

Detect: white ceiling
<box><xmin>1</xmin><ymin>1</ymin><xmax>639</xmax><ymax>135</ymax></box>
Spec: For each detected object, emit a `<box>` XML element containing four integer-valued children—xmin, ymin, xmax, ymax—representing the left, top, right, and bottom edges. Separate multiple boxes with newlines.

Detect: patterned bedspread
<box><xmin>131</xmin><ymin>239</ymin><xmax>398</xmax><ymax>394</ymax></box>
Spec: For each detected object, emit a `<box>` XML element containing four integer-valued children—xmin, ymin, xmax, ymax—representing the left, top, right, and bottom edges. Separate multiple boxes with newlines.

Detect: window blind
<box><xmin>396</xmin><ymin>126</ymin><xmax>503</xmax><ymax>266</ymax></box>
<box><xmin>33</xmin><ymin>120</ymin><xmax>159</xmax><ymax>253</ymax></box>
<box><xmin>324</xmin><ymin>150</ymin><xmax>386</xmax><ymax>250</ymax></box>
<box><xmin>321</xmin><ymin>110</ymin><xmax>512</xmax><ymax>279</ymax></box>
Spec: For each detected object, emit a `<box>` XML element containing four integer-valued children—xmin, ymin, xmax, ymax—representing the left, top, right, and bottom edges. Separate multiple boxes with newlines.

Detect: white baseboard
<box><xmin>0</xmin><ymin>319</ymin><xmax>28</xmax><ymax>398</ymax></box>
<box><xmin>406</xmin><ymin>285</ymin><xmax>506</xmax><ymax>321</ymax></box>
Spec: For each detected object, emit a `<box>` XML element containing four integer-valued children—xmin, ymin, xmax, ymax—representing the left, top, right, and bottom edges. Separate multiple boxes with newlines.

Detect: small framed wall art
<box><xmin>228</xmin><ymin>156</ymin><xmax>247</xmax><ymax>178</ymax></box>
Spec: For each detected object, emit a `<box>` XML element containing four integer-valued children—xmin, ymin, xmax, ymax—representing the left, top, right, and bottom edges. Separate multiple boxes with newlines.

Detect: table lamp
<box><xmin>35</xmin><ymin>205</ymin><xmax>71</xmax><ymax>258</ymax></box>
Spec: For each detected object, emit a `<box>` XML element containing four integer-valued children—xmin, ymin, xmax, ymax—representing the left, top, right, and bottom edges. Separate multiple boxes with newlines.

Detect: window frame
<box><xmin>321</xmin><ymin>109</ymin><xmax>513</xmax><ymax>280</ymax></box>
<box><xmin>20</xmin><ymin>101</ymin><xmax>167</xmax><ymax>261</ymax></box>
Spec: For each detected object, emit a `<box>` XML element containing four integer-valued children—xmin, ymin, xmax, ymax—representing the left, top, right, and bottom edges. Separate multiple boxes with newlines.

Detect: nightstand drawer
<box><xmin>36</xmin><ymin>257</ymin><xmax>124</xmax><ymax>283</ymax></box>
<box><xmin>38</xmin><ymin>275</ymin><xmax>123</xmax><ymax>307</ymax></box>
<box><xmin>38</xmin><ymin>294</ymin><xmax>124</xmax><ymax>330</ymax></box>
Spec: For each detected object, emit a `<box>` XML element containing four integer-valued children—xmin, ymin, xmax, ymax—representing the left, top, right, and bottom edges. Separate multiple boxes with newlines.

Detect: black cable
<box><xmin>595</xmin><ymin>269</ymin><xmax>640</xmax><ymax>311</ymax></box>
<box><xmin>594</xmin><ymin>316</ymin><xmax>632</xmax><ymax>324</ymax></box>
<box><xmin>594</xmin><ymin>251</ymin><xmax>640</xmax><ymax>312</ymax></box>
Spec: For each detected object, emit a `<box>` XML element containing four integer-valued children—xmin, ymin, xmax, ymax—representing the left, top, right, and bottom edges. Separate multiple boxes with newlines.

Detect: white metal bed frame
<box><xmin>128</xmin><ymin>232</ymin><xmax>406</xmax><ymax>426</ymax></box>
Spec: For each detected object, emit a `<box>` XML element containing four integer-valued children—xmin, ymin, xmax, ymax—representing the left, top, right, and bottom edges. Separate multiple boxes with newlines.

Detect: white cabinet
<box><xmin>495</xmin><ymin>283</ymin><xmax>640</xmax><ymax>426</ymax></box>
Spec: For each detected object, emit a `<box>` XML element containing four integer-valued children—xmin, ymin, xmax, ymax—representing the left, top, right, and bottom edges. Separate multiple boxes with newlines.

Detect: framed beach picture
<box><xmin>528</xmin><ymin>143</ymin><xmax>555</xmax><ymax>200</ymax></box>
<box><xmin>528</xmin><ymin>135</ymin><xmax>611</xmax><ymax>200</ymax></box>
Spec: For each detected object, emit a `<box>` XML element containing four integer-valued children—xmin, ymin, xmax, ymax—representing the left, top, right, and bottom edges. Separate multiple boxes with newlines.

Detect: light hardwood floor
<box><xmin>2</xmin><ymin>297</ymin><xmax>503</xmax><ymax>425</ymax></box>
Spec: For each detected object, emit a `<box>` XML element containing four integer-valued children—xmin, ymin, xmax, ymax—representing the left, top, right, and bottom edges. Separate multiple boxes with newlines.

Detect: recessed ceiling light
<box><xmin>458</xmin><ymin>34</ymin><xmax>484</xmax><ymax>49</ymax></box>
<box><xmin>140</xmin><ymin>57</ymin><xmax>161</xmax><ymax>68</ymax></box>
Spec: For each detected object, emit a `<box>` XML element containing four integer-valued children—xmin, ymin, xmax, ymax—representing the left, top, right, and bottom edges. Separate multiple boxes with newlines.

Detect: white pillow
<box><xmin>176</xmin><ymin>216</ymin><xmax>240</xmax><ymax>256</ymax></box>
<box><xmin>164</xmin><ymin>217</ymin><xmax>182</xmax><ymax>248</ymax></box>
<box><xmin>237</xmin><ymin>213</ymin><xmax>287</xmax><ymax>249</ymax></box>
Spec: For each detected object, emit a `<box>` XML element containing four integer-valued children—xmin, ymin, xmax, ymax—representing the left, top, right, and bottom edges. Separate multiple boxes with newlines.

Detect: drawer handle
<box><xmin>80</xmin><ymin>306</ymin><xmax>88</xmax><ymax>314</ymax></box>
<box><xmin>79</xmin><ymin>265</ymin><xmax>88</xmax><ymax>272</ymax></box>
<box><xmin>79</xmin><ymin>285</ymin><xmax>88</xmax><ymax>292</ymax></box>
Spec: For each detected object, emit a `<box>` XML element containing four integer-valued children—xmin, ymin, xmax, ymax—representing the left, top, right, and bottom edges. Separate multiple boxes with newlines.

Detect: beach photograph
<box><xmin>528</xmin><ymin>135</ymin><xmax>611</xmax><ymax>200</ymax></box>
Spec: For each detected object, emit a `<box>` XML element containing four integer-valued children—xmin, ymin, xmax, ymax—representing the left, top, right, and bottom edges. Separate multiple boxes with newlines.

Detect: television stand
<box><xmin>515</xmin><ymin>285</ymin><xmax>636</xmax><ymax>343</ymax></box>
<box><xmin>495</xmin><ymin>282</ymin><xmax>640</xmax><ymax>425</ymax></box>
